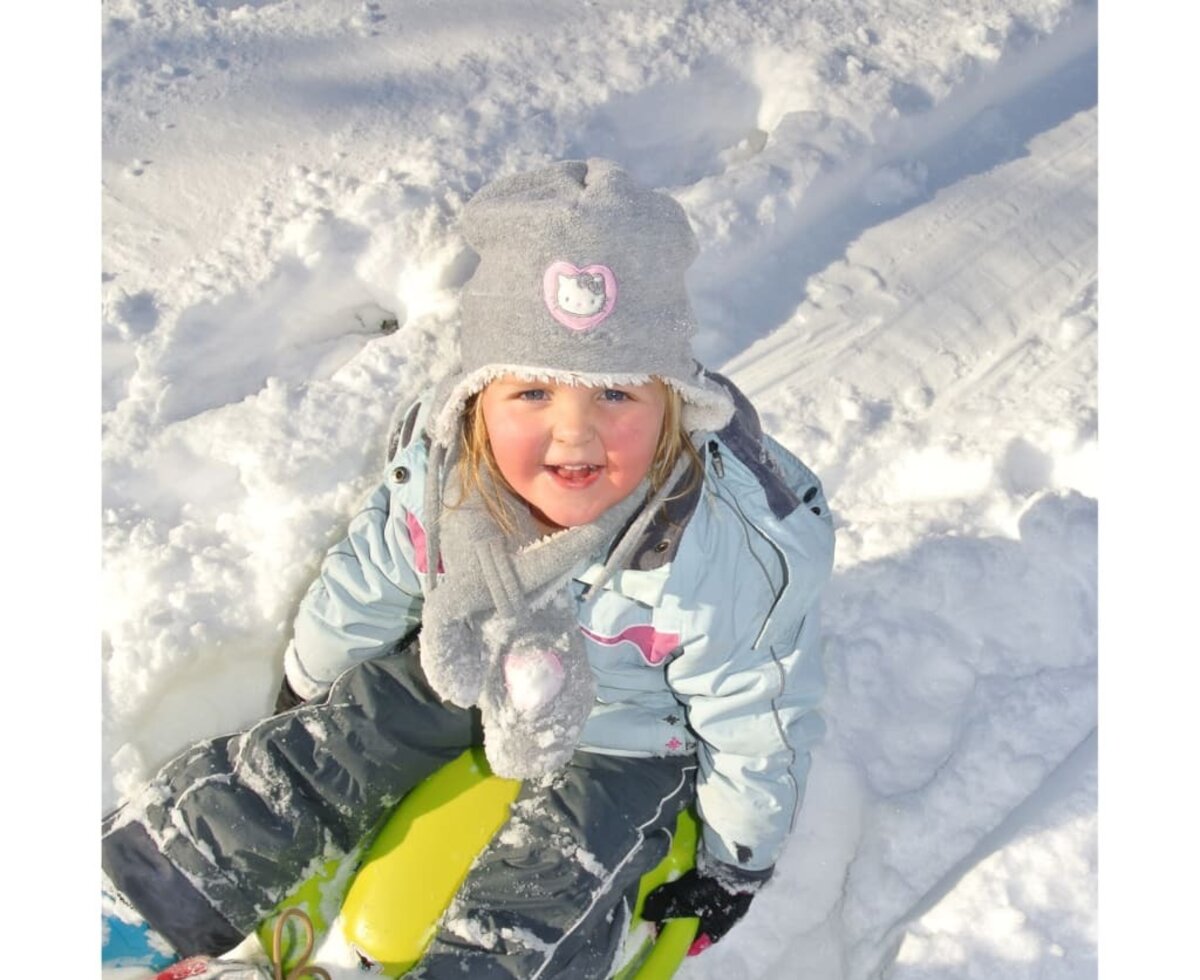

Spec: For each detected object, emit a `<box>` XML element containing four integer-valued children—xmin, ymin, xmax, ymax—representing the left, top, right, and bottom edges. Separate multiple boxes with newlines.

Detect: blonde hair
<box><xmin>455</xmin><ymin>380</ymin><xmax>704</xmax><ymax>536</ymax></box>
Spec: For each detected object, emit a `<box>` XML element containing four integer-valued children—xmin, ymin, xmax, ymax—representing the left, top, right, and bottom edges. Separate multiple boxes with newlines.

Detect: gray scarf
<box><xmin>418</xmin><ymin>442</ymin><xmax>687</xmax><ymax>778</ymax></box>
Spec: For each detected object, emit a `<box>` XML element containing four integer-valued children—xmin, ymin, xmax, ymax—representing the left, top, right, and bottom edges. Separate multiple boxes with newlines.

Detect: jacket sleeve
<box><xmin>666</xmin><ymin>477</ymin><xmax>832</xmax><ymax>883</ymax></box>
<box><xmin>284</xmin><ymin>463</ymin><xmax>429</xmax><ymax>701</ymax></box>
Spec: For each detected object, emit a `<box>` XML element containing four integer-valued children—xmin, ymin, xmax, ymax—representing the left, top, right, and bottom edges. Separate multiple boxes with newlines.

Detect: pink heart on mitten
<box><xmin>503</xmin><ymin>649</ymin><xmax>566</xmax><ymax>714</ymax></box>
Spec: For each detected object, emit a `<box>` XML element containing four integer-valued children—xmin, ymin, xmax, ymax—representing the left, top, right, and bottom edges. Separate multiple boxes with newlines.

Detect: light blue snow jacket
<box><xmin>284</xmin><ymin>378</ymin><xmax>834</xmax><ymax>877</ymax></box>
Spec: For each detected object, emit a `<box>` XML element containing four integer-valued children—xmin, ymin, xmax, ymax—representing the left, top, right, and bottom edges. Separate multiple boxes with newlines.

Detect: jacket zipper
<box><xmin>707</xmin><ymin>439</ymin><xmax>788</xmax><ymax>647</ymax></box>
<box><xmin>707</xmin><ymin>439</ymin><xmax>725</xmax><ymax>478</ymax></box>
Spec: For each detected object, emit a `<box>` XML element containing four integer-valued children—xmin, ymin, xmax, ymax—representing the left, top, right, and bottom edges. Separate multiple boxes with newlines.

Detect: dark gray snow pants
<box><xmin>101</xmin><ymin>647</ymin><xmax>697</xmax><ymax>978</ymax></box>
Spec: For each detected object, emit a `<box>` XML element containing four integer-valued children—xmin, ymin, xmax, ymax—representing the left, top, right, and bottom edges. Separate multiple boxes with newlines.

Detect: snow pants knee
<box><xmin>101</xmin><ymin>647</ymin><xmax>697</xmax><ymax>979</ymax></box>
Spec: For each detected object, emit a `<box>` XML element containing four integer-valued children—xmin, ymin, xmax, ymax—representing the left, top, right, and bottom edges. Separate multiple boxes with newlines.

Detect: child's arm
<box><xmin>654</xmin><ymin>588</ymin><xmax>825</xmax><ymax>952</ymax></box>
<box><xmin>673</xmin><ymin>428</ymin><xmax>832</xmax><ymax>883</ymax></box>
<box><xmin>674</xmin><ymin>602</ymin><xmax>827</xmax><ymax>884</ymax></box>
<box><xmin>664</xmin><ymin>431</ymin><xmax>833</xmax><ymax>883</ymax></box>
<box><xmin>283</xmin><ymin>400</ymin><xmax>436</xmax><ymax>702</ymax></box>
<box><xmin>283</xmin><ymin>480</ymin><xmax>426</xmax><ymax>700</ymax></box>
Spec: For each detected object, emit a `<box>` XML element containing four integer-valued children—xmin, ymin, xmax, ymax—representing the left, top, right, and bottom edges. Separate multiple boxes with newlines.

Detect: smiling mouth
<box><xmin>546</xmin><ymin>463</ymin><xmax>602</xmax><ymax>487</ymax></box>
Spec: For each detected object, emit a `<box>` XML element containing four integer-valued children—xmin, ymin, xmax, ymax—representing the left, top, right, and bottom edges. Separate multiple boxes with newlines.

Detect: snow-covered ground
<box><xmin>10</xmin><ymin>0</ymin><xmax>1132</xmax><ymax>974</ymax></box>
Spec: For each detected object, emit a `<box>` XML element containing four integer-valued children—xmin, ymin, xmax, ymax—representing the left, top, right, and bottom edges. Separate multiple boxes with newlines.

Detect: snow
<box><xmin>503</xmin><ymin>649</ymin><xmax>567</xmax><ymax>715</ymax></box>
<box><xmin>58</xmin><ymin>0</ymin><xmax>1135</xmax><ymax>974</ymax></box>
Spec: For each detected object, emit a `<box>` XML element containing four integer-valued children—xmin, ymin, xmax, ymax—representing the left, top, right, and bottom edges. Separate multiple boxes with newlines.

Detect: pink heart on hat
<box><xmin>543</xmin><ymin>261</ymin><xmax>618</xmax><ymax>331</ymax></box>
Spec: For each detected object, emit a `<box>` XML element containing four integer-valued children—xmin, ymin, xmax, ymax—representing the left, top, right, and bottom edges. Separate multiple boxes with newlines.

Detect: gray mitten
<box><xmin>477</xmin><ymin>595</ymin><xmax>597</xmax><ymax>778</ymax></box>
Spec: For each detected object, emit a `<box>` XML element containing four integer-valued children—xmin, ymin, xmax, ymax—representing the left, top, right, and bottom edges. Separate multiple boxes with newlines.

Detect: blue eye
<box><xmin>517</xmin><ymin>389</ymin><xmax>549</xmax><ymax>401</ymax></box>
<box><xmin>601</xmin><ymin>389</ymin><xmax>630</xmax><ymax>402</ymax></box>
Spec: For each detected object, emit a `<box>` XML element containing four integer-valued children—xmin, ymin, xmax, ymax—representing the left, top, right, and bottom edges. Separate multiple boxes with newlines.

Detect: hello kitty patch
<box><xmin>542</xmin><ymin>261</ymin><xmax>617</xmax><ymax>331</ymax></box>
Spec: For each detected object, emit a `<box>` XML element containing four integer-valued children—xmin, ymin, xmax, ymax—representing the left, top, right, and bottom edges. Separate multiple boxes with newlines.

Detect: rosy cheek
<box><xmin>605</xmin><ymin>416</ymin><xmax>661</xmax><ymax>467</ymax></box>
<box><xmin>488</xmin><ymin>422</ymin><xmax>544</xmax><ymax>476</ymax></box>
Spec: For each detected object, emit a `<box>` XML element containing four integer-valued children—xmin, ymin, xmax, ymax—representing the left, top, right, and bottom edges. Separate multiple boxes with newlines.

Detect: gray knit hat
<box><xmin>429</xmin><ymin>158</ymin><xmax>734</xmax><ymax>446</ymax></box>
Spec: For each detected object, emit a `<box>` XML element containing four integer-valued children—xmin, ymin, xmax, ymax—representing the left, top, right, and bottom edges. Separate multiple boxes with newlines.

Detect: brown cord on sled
<box><xmin>270</xmin><ymin>907</ymin><xmax>332</xmax><ymax>980</ymax></box>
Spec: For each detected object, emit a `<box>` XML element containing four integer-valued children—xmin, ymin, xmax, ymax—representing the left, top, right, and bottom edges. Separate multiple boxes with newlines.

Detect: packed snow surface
<box><xmin>101</xmin><ymin>0</ymin><xmax>1097</xmax><ymax>977</ymax></box>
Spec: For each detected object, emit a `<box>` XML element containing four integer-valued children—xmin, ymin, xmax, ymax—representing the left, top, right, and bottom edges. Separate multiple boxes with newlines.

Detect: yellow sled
<box><xmin>261</xmin><ymin>747</ymin><xmax>698</xmax><ymax>978</ymax></box>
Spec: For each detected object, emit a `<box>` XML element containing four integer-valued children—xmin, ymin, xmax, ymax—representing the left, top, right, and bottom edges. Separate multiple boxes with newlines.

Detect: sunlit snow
<box><xmin>100</xmin><ymin>1</ymin><xmax>1098</xmax><ymax>977</ymax></box>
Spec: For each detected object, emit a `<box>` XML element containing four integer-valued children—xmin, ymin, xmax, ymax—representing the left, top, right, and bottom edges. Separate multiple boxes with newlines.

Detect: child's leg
<box><xmin>411</xmin><ymin>752</ymin><xmax>697</xmax><ymax>980</ymax></box>
<box><xmin>102</xmin><ymin>645</ymin><xmax>478</xmax><ymax>959</ymax></box>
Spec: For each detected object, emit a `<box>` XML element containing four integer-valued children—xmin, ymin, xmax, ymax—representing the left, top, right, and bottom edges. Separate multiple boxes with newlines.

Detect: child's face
<box><xmin>480</xmin><ymin>376</ymin><xmax>668</xmax><ymax>533</ymax></box>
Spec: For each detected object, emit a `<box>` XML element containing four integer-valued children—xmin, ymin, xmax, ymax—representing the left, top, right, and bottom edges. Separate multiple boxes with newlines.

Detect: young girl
<box><xmin>102</xmin><ymin>158</ymin><xmax>835</xmax><ymax>979</ymax></box>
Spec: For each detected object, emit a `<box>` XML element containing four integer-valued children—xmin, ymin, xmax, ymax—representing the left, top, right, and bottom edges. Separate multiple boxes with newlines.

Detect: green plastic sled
<box><xmin>260</xmin><ymin>747</ymin><xmax>698</xmax><ymax>978</ymax></box>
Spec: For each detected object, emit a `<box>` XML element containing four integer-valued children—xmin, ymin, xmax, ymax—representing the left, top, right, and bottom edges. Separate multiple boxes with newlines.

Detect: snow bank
<box><xmin>97</xmin><ymin>1</ymin><xmax>1098</xmax><ymax>976</ymax></box>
